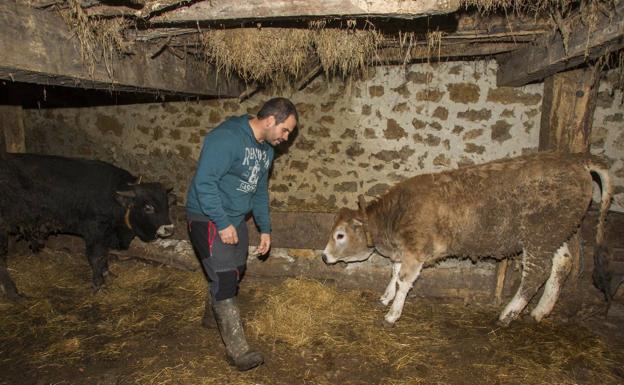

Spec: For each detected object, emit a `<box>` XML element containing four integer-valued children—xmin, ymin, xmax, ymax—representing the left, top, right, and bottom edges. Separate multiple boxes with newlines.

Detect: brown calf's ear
<box><xmin>115</xmin><ymin>189</ymin><xmax>136</xmax><ymax>208</ymax></box>
<box><xmin>337</xmin><ymin>207</ymin><xmax>352</xmax><ymax>217</ymax></box>
<box><xmin>357</xmin><ymin>195</ymin><xmax>367</xmax><ymax>211</ymax></box>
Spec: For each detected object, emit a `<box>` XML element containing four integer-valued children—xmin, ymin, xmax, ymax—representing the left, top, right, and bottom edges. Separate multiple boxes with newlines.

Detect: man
<box><xmin>186</xmin><ymin>97</ymin><xmax>297</xmax><ymax>371</ymax></box>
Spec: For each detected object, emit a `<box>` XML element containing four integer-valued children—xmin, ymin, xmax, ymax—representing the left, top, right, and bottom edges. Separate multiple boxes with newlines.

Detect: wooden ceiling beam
<box><xmin>376</xmin><ymin>41</ymin><xmax>525</xmax><ymax>64</ymax></box>
<box><xmin>496</xmin><ymin>1</ymin><xmax>624</xmax><ymax>87</ymax></box>
<box><xmin>151</xmin><ymin>0</ymin><xmax>461</xmax><ymax>24</ymax></box>
<box><xmin>132</xmin><ymin>11</ymin><xmax>549</xmax><ymax>42</ymax></box>
<box><xmin>0</xmin><ymin>2</ymin><xmax>244</xmax><ymax>97</ymax></box>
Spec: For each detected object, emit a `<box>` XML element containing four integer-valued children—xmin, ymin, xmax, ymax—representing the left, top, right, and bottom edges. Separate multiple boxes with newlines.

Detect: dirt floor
<box><xmin>1</xmin><ymin>248</ymin><xmax>623</xmax><ymax>385</ymax></box>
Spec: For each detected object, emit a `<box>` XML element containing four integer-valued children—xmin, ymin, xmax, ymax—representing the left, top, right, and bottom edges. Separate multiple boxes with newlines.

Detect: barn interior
<box><xmin>1</xmin><ymin>0</ymin><xmax>624</xmax><ymax>384</ymax></box>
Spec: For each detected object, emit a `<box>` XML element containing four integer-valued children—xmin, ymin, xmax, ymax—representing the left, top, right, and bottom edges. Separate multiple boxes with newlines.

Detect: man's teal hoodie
<box><xmin>186</xmin><ymin>115</ymin><xmax>273</xmax><ymax>234</ymax></box>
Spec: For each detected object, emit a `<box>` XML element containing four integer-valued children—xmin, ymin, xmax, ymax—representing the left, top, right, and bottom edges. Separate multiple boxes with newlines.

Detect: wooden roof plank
<box><xmin>496</xmin><ymin>2</ymin><xmax>624</xmax><ymax>87</ymax></box>
<box><xmin>0</xmin><ymin>2</ymin><xmax>244</xmax><ymax>97</ymax></box>
<box><xmin>151</xmin><ymin>0</ymin><xmax>461</xmax><ymax>23</ymax></box>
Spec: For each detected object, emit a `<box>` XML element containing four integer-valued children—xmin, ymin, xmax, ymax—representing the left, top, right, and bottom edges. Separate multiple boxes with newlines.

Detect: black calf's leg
<box><xmin>85</xmin><ymin>242</ymin><xmax>110</xmax><ymax>290</ymax></box>
<box><xmin>0</xmin><ymin>231</ymin><xmax>21</xmax><ymax>300</ymax></box>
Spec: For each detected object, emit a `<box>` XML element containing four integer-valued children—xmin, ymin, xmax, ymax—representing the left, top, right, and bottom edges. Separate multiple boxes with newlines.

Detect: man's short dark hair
<box><xmin>257</xmin><ymin>97</ymin><xmax>298</xmax><ymax>125</ymax></box>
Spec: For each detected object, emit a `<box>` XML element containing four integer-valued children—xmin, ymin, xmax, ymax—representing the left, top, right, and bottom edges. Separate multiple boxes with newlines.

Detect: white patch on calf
<box><xmin>384</xmin><ymin>263</ymin><xmax>423</xmax><ymax>326</ymax></box>
<box><xmin>498</xmin><ymin>250</ymin><xmax>530</xmax><ymax>326</ymax></box>
<box><xmin>531</xmin><ymin>242</ymin><xmax>572</xmax><ymax>322</ymax></box>
<box><xmin>380</xmin><ymin>262</ymin><xmax>401</xmax><ymax>306</ymax></box>
<box><xmin>499</xmin><ymin>293</ymin><xmax>529</xmax><ymax>326</ymax></box>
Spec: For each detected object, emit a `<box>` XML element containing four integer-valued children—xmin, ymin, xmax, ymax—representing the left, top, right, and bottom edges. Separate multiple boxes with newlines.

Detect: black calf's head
<box><xmin>115</xmin><ymin>182</ymin><xmax>175</xmax><ymax>241</ymax></box>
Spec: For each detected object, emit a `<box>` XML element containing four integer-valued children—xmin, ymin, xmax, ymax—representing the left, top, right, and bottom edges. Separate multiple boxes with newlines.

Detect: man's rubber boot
<box><xmin>212</xmin><ymin>297</ymin><xmax>264</xmax><ymax>371</ymax></box>
<box><xmin>201</xmin><ymin>293</ymin><xmax>217</xmax><ymax>328</ymax></box>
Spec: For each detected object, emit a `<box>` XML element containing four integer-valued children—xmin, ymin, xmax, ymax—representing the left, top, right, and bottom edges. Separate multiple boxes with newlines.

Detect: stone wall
<box><xmin>16</xmin><ymin>59</ymin><xmax>624</xmax><ymax>303</ymax></box>
<box><xmin>22</xmin><ymin>60</ymin><xmax>623</xmax><ymax>212</ymax></box>
<box><xmin>24</xmin><ymin>60</ymin><xmax>547</xmax><ymax>210</ymax></box>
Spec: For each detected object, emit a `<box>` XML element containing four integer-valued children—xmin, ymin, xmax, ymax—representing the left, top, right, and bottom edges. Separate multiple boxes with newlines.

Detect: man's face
<box><xmin>266</xmin><ymin>114</ymin><xmax>297</xmax><ymax>146</ymax></box>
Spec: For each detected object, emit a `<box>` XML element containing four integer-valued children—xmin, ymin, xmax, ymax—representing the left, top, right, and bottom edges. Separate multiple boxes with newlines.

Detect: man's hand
<box><xmin>219</xmin><ymin>225</ymin><xmax>239</xmax><ymax>245</ymax></box>
<box><xmin>254</xmin><ymin>233</ymin><xmax>271</xmax><ymax>256</ymax></box>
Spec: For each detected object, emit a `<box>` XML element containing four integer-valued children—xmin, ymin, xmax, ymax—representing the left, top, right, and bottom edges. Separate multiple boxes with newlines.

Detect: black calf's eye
<box><xmin>337</xmin><ymin>233</ymin><xmax>344</xmax><ymax>240</ymax></box>
<box><xmin>143</xmin><ymin>204</ymin><xmax>155</xmax><ymax>214</ymax></box>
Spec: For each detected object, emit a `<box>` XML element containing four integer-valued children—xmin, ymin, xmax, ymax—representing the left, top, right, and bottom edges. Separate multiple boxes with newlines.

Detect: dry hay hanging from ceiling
<box><xmin>50</xmin><ymin>0</ymin><xmax>622</xmax><ymax>88</ymax></box>
<box><xmin>308</xmin><ymin>19</ymin><xmax>384</xmax><ymax>78</ymax></box>
<box><xmin>462</xmin><ymin>0</ymin><xmax>617</xmax><ymax>55</ymax></box>
<box><xmin>191</xmin><ymin>0</ymin><xmax>620</xmax><ymax>88</ymax></box>
<box><xmin>59</xmin><ymin>0</ymin><xmax>132</xmax><ymax>78</ymax></box>
<box><xmin>199</xmin><ymin>25</ymin><xmax>384</xmax><ymax>87</ymax></box>
<box><xmin>199</xmin><ymin>28</ymin><xmax>313</xmax><ymax>86</ymax></box>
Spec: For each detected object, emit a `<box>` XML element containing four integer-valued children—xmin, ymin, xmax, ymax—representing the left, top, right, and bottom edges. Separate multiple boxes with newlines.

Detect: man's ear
<box><xmin>266</xmin><ymin>115</ymin><xmax>276</xmax><ymax>128</ymax></box>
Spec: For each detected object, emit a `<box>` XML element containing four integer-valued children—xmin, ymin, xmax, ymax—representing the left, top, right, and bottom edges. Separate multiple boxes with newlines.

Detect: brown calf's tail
<box><xmin>587</xmin><ymin>158</ymin><xmax>614</xmax><ymax>303</ymax></box>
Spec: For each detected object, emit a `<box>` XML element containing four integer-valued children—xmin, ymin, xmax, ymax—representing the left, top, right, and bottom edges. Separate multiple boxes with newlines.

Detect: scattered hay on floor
<box><xmin>248</xmin><ymin>277</ymin><xmax>361</xmax><ymax>348</ymax></box>
<box><xmin>1</xmin><ymin>248</ymin><xmax>623</xmax><ymax>385</ymax></box>
<box><xmin>1</xmin><ymin>249</ymin><xmax>206</xmax><ymax>367</ymax></box>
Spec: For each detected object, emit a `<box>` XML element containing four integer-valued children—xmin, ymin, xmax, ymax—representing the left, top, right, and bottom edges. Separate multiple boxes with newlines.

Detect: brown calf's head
<box><xmin>322</xmin><ymin>207</ymin><xmax>372</xmax><ymax>265</ymax></box>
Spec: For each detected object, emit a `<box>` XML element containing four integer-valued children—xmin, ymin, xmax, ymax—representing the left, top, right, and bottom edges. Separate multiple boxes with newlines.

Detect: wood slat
<box><xmin>0</xmin><ymin>2</ymin><xmax>245</xmax><ymax>97</ymax></box>
<box><xmin>496</xmin><ymin>2</ymin><xmax>624</xmax><ymax>87</ymax></box>
<box><xmin>151</xmin><ymin>0</ymin><xmax>461</xmax><ymax>24</ymax></box>
<box><xmin>0</xmin><ymin>106</ymin><xmax>26</xmax><ymax>153</ymax></box>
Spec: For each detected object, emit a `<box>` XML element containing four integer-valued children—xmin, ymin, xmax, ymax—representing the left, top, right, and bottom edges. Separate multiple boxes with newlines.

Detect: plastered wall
<box><xmin>23</xmin><ymin>60</ymin><xmax>623</xmax><ymax>212</ymax></box>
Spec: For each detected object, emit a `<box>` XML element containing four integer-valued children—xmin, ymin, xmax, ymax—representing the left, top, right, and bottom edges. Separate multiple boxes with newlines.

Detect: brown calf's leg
<box><xmin>498</xmin><ymin>246</ymin><xmax>554</xmax><ymax>326</ymax></box>
<box><xmin>383</xmin><ymin>257</ymin><xmax>424</xmax><ymax>327</ymax></box>
<box><xmin>380</xmin><ymin>262</ymin><xmax>401</xmax><ymax>307</ymax></box>
<box><xmin>531</xmin><ymin>242</ymin><xmax>573</xmax><ymax>322</ymax></box>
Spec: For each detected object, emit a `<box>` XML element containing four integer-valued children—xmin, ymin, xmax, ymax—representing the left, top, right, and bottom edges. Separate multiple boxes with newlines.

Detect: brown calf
<box><xmin>322</xmin><ymin>151</ymin><xmax>612</xmax><ymax>326</ymax></box>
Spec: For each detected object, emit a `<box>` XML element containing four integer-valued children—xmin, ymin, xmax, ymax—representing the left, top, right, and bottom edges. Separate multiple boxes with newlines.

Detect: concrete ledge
<box><xmin>28</xmin><ymin>234</ymin><xmax>513</xmax><ymax>303</ymax></box>
<box><xmin>8</xmin><ymin>208</ymin><xmax>622</xmax><ymax>307</ymax></box>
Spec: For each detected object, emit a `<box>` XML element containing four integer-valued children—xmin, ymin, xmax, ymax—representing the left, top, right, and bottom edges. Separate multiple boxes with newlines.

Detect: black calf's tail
<box><xmin>587</xmin><ymin>159</ymin><xmax>614</xmax><ymax>302</ymax></box>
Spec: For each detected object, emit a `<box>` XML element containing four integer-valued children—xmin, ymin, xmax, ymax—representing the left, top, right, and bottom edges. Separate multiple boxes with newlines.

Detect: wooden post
<box><xmin>0</xmin><ymin>105</ymin><xmax>26</xmax><ymax>153</ymax></box>
<box><xmin>494</xmin><ymin>259</ymin><xmax>509</xmax><ymax>305</ymax></box>
<box><xmin>539</xmin><ymin>66</ymin><xmax>600</xmax><ymax>153</ymax></box>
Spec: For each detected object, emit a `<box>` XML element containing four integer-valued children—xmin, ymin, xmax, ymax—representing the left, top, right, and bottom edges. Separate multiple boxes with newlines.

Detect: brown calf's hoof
<box><xmin>377</xmin><ymin>300</ymin><xmax>390</xmax><ymax>308</ymax></box>
<box><xmin>495</xmin><ymin>317</ymin><xmax>511</xmax><ymax>328</ymax></box>
<box><xmin>381</xmin><ymin>319</ymin><xmax>395</xmax><ymax>328</ymax></box>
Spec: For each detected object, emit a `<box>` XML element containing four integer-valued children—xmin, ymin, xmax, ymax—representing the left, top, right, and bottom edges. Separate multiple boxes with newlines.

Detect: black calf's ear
<box><xmin>129</xmin><ymin>175</ymin><xmax>143</xmax><ymax>185</ymax></box>
<box><xmin>115</xmin><ymin>189</ymin><xmax>136</xmax><ymax>208</ymax></box>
